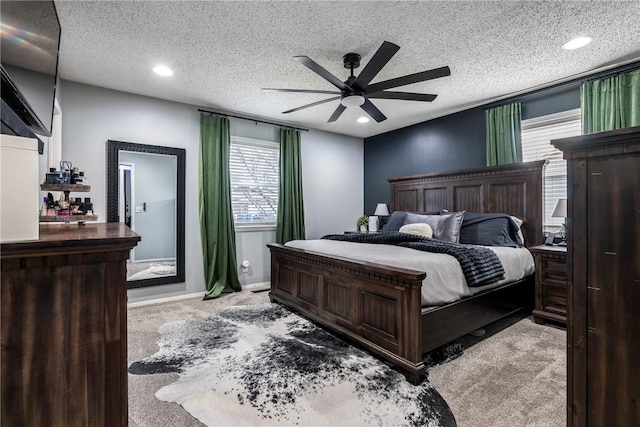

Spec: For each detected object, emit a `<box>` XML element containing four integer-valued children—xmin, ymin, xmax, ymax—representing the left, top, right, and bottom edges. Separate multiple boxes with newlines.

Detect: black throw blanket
<box><xmin>322</xmin><ymin>232</ymin><xmax>505</xmax><ymax>287</ymax></box>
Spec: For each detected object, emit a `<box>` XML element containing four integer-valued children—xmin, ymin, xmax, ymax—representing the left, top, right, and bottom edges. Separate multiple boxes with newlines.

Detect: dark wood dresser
<box><xmin>552</xmin><ymin>126</ymin><xmax>640</xmax><ymax>427</ymax></box>
<box><xmin>530</xmin><ymin>245</ymin><xmax>567</xmax><ymax>326</ymax></box>
<box><xmin>1</xmin><ymin>223</ymin><xmax>140</xmax><ymax>426</ymax></box>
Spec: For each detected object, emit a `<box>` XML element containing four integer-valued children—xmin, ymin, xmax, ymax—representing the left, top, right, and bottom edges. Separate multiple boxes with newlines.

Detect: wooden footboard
<box><xmin>268</xmin><ymin>242</ymin><xmax>534</xmax><ymax>384</ymax></box>
<box><xmin>268</xmin><ymin>243</ymin><xmax>427</xmax><ymax>384</ymax></box>
<box><xmin>268</xmin><ymin>161</ymin><xmax>544</xmax><ymax>385</ymax></box>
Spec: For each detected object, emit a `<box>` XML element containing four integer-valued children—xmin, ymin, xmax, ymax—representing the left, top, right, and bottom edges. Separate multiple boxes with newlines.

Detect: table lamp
<box><xmin>552</xmin><ymin>198</ymin><xmax>567</xmax><ymax>244</ymax></box>
<box><xmin>374</xmin><ymin>203</ymin><xmax>390</xmax><ymax>231</ymax></box>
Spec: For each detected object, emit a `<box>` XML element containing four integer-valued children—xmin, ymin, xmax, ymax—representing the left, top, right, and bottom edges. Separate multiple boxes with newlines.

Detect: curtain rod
<box><xmin>198</xmin><ymin>108</ymin><xmax>309</xmax><ymax>132</ymax></box>
<box><xmin>485</xmin><ymin>59</ymin><xmax>640</xmax><ymax>110</ymax></box>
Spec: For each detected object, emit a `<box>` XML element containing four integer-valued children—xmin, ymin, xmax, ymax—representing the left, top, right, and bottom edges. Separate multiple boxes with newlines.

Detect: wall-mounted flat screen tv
<box><xmin>1</xmin><ymin>0</ymin><xmax>61</xmax><ymax>137</ymax></box>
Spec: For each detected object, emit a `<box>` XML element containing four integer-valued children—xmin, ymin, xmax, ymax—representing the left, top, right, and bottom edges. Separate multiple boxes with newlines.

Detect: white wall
<box><xmin>301</xmin><ymin>130</ymin><xmax>364</xmax><ymax>238</ymax></box>
<box><xmin>59</xmin><ymin>80</ymin><xmax>363</xmax><ymax>303</ymax></box>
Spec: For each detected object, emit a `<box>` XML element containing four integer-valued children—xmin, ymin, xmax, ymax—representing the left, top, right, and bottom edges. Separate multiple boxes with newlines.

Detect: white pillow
<box><xmin>399</xmin><ymin>223</ymin><xmax>433</xmax><ymax>238</ymax></box>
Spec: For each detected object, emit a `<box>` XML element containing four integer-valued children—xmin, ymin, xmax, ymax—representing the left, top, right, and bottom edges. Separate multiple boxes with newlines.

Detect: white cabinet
<box><xmin>0</xmin><ymin>134</ymin><xmax>39</xmax><ymax>242</ymax></box>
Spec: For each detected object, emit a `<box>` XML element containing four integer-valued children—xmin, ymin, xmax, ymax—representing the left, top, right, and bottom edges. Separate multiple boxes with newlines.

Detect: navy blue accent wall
<box><xmin>364</xmin><ymin>106</ymin><xmax>485</xmax><ymax>214</ymax></box>
<box><xmin>364</xmin><ymin>86</ymin><xmax>580</xmax><ymax>214</ymax></box>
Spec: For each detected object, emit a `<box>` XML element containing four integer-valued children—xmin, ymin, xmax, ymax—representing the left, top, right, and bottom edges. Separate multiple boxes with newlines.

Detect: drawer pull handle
<box><xmin>587</xmin><ymin>286</ymin><xmax>601</xmax><ymax>291</ymax></box>
<box><xmin>591</xmin><ymin>172</ymin><xmax>602</xmax><ymax>176</ymax></box>
<box><xmin>604</xmin><ymin>252</ymin><xmax>617</xmax><ymax>255</ymax></box>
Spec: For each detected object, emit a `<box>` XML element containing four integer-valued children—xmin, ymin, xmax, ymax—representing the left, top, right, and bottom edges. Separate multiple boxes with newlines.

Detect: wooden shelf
<box><xmin>40</xmin><ymin>184</ymin><xmax>91</xmax><ymax>192</ymax></box>
<box><xmin>39</xmin><ymin>215</ymin><xmax>98</xmax><ymax>223</ymax></box>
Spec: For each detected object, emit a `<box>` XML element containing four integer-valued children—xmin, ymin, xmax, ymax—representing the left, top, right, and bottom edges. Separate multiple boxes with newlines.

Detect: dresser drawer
<box><xmin>542</xmin><ymin>284</ymin><xmax>567</xmax><ymax>316</ymax></box>
<box><xmin>540</xmin><ymin>256</ymin><xmax>567</xmax><ymax>287</ymax></box>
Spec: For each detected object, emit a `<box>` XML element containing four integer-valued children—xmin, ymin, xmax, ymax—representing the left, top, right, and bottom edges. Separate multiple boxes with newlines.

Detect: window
<box><xmin>521</xmin><ymin>108</ymin><xmax>581</xmax><ymax>232</ymax></box>
<box><xmin>229</xmin><ymin>136</ymin><xmax>279</xmax><ymax>226</ymax></box>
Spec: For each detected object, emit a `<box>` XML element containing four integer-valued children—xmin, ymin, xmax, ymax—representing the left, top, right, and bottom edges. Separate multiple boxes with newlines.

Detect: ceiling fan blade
<box><xmin>262</xmin><ymin>88</ymin><xmax>342</xmax><ymax>95</ymax></box>
<box><xmin>360</xmin><ymin>99</ymin><xmax>387</xmax><ymax>122</ymax></box>
<box><xmin>282</xmin><ymin>96</ymin><xmax>341</xmax><ymax>114</ymax></box>
<box><xmin>327</xmin><ymin>104</ymin><xmax>346</xmax><ymax>122</ymax></box>
<box><xmin>367</xmin><ymin>91</ymin><xmax>437</xmax><ymax>102</ymax></box>
<box><xmin>351</xmin><ymin>41</ymin><xmax>400</xmax><ymax>91</ymax></box>
<box><xmin>365</xmin><ymin>66</ymin><xmax>451</xmax><ymax>93</ymax></box>
<box><xmin>295</xmin><ymin>56</ymin><xmax>352</xmax><ymax>91</ymax></box>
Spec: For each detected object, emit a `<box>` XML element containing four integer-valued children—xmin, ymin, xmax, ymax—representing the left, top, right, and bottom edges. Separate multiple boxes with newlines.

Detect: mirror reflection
<box><xmin>106</xmin><ymin>140</ymin><xmax>185</xmax><ymax>289</ymax></box>
<box><xmin>119</xmin><ymin>151</ymin><xmax>177</xmax><ymax>280</ymax></box>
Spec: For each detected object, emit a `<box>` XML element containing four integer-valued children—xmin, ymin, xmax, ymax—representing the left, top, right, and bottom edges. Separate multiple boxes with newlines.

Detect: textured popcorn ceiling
<box><xmin>55</xmin><ymin>1</ymin><xmax>640</xmax><ymax>138</ymax></box>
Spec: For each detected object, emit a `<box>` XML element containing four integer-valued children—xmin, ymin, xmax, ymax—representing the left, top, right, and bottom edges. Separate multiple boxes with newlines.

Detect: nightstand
<box><xmin>530</xmin><ymin>245</ymin><xmax>567</xmax><ymax>326</ymax></box>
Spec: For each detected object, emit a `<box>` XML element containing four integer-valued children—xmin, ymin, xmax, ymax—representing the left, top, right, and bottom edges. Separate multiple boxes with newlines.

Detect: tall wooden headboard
<box><xmin>388</xmin><ymin>160</ymin><xmax>546</xmax><ymax>247</ymax></box>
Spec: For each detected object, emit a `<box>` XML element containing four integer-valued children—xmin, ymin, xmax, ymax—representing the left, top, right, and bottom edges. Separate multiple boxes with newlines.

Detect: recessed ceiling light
<box><xmin>153</xmin><ymin>65</ymin><xmax>174</xmax><ymax>76</ymax></box>
<box><xmin>357</xmin><ymin>116</ymin><xmax>370</xmax><ymax>124</ymax></box>
<box><xmin>562</xmin><ymin>36</ymin><xmax>592</xmax><ymax>50</ymax></box>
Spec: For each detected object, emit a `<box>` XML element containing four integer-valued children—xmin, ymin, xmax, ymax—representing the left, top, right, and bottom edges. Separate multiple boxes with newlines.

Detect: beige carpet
<box><xmin>428</xmin><ymin>319</ymin><xmax>566</xmax><ymax>427</ymax></box>
<box><xmin>128</xmin><ymin>290</ymin><xmax>566</xmax><ymax>427</ymax></box>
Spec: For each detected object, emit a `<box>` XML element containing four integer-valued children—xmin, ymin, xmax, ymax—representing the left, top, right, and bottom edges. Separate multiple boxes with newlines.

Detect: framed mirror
<box><xmin>107</xmin><ymin>140</ymin><xmax>185</xmax><ymax>289</ymax></box>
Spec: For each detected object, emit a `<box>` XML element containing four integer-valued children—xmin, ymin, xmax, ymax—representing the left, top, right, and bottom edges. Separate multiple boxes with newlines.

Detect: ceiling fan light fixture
<box><xmin>357</xmin><ymin>116</ymin><xmax>370</xmax><ymax>123</ymax></box>
<box><xmin>341</xmin><ymin>95</ymin><xmax>365</xmax><ymax>107</ymax></box>
<box><xmin>562</xmin><ymin>36</ymin><xmax>592</xmax><ymax>50</ymax></box>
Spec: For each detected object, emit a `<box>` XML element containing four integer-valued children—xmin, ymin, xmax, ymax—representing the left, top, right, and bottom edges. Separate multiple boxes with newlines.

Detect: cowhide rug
<box><xmin>129</xmin><ymin>303</ymin><xmax>457</xmax><ymax>427</ymax></box>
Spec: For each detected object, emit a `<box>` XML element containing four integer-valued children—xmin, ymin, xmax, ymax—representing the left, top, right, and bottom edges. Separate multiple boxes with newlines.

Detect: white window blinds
<box><xmin>229</xmin><ymin>136</ymin><xmax>279</xmax><ymax>225</ymax></box>
<box><xmin>521</xmin><ymin>108</ymin><xmax>581</xmax><ymax>232</ymax></box>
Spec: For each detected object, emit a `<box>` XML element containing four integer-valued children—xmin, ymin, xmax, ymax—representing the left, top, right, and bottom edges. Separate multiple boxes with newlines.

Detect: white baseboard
<box><xmin>242</xmin><ymin>281</ymin><xmax>271</xmax><ymax>291</ymax></box>
<box><xmin>127</xmin><ymin>291</ymin><xmax>205</xmax><ymax>308</ymax></box>
<box><xmin>126</xmin><ymin>281</ymin><xmax>271</xmax><ymax>308</ymax></box>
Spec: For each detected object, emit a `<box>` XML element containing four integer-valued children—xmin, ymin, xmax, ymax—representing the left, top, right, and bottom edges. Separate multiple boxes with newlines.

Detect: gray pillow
<box><xmin>403</xmin><ymin>211</ymin><xmax>465</xmax><ymax>243</ymax></box>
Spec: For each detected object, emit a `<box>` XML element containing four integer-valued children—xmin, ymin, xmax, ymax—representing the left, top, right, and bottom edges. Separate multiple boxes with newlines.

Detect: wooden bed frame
<box><xmin>268</xmin><ymin>160</ymin><xmax>546</xmax><ymax>384</ymax></box>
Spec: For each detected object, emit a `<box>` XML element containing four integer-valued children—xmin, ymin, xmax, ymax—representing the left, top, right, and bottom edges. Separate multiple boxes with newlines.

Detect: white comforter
<box><xmin>285</xmin><ymin>240</ymin><xmax>535</xmax><ymax>306</ymax></box>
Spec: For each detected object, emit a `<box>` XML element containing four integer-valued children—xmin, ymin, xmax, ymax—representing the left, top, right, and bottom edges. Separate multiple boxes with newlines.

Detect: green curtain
<box><xmin>276</xmin><ymin>128</ymin><xmax>305</xmax><ymax>244</ymax></box>
<box><xmin>581</xmin><ymin>69</ymin><xmax>640</xmax><ymax>134</ymax></box>
<box><xmin>485</xmin><ymin>103</ymin><xmax>523</xmax><ymax>166</ymax></box>
<box><xmin>199</xmin><ymin>114</ymin><xmax>241</xmax><ymax>299</ymax></box>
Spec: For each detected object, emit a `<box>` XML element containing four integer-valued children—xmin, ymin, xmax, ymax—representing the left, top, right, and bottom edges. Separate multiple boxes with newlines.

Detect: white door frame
<box><xmin>118</xmin><ymin>162</ymin><xmax>136</xmax><ymax>261</ymax></box>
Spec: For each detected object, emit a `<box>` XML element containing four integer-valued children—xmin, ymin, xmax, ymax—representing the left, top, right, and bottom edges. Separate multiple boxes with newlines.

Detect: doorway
<box><xmin>119</xmin><ymin>162</ymin><xmax>135</xmax><ymax>260</ymax></box>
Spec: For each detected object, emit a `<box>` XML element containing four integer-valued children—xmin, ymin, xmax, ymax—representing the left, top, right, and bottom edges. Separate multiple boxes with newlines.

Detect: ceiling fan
<box><xmin>262</xmin><ymin>41</ymin><xmax>451</xmax><ymax>123</ymax></box>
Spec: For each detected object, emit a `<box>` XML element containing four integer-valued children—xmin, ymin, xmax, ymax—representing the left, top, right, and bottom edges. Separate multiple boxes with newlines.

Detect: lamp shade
<box><xmin>552</xmin><ymin>198</ymin><xmax>567</xmax><ymax>218</ymax></box>
<box><xmin>374</xmin><ymin>203</ymin><xmax>389</xmax><ymax>216</ymax></box>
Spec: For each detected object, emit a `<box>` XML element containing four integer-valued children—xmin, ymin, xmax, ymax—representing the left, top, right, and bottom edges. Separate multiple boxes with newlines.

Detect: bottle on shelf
<box><xmin>46</xmin><ymin>192</ymin><xmax>56</xmax><ymax>216</ymax></box>
<box><xmin>40</xmin><ymin>197</ymin><xmax>48</xmax><ymax>216</ymax></box>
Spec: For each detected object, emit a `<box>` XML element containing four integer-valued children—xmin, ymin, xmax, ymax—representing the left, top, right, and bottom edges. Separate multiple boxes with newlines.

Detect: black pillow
<box><xmin>458</xmin><ymin>212</ymin><xmax>522</xmax><ymax>247</ymax></box>
<box><xmin>383</xmin><ymin>211</ymin><xmax>407</xmax><ymax>232</ymax></box>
